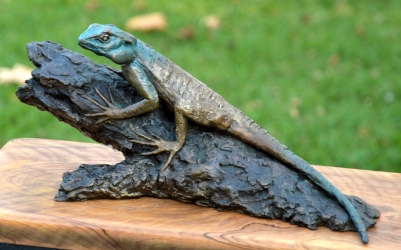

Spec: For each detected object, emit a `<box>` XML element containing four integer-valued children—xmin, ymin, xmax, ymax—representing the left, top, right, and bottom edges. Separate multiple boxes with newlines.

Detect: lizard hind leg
<box><xmin>129</xmin><ymin>127</ymin><xmax>179</xmax><ymax>171</ymax></box>
<box><xmin>129</xmin><ymin>110</ymin><xmax>188</xmax><ymax>171</ymax></box>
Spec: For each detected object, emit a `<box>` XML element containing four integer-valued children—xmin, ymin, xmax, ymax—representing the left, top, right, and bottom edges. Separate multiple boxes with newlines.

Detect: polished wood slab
<box><xmin>0</xmin><ymin>138</ymin><xmax>400</xmax><ymax>249</ymax></box>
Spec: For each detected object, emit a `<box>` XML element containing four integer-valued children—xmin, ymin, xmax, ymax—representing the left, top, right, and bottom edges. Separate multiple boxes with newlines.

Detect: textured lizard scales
<box><xmin>78</xmin><ymin>23</ymin><xmax>369</xmax><ymax>243</ymax></box>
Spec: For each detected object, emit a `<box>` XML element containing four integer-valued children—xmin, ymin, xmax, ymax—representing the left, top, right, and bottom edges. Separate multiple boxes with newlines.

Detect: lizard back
<box><xmin>135</xmin><ymin>41</ymin><xmax>237</xmax><ymax>111</ymax></box>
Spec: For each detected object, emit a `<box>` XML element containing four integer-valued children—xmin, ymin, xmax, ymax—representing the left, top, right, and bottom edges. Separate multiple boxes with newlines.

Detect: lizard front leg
<box><xmin>83</xmin><ymin>87</ymin><xmax>158</xmax><ymax>124</ymax></box>
<box><xmin>84</xmin><ymin>60</ymin><xmax>159</xmax><ymax>124</ymax></box>
<box><xmin>131</xmin><ymin>109</ymin><xmax>188</xmax><ymax>171</ymax></box>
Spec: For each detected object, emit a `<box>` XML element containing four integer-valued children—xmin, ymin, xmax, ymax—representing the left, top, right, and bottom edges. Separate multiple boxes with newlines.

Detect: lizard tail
<box><xmin>227</xmin><ymin>116</ymin><xmax>369</xmax><ymax>244</ymax></box>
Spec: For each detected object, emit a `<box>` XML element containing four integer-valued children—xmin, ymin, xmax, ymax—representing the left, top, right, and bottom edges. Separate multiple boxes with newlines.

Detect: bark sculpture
<box><xmin>17</xmin><ymin>41</ymin><xmax>379</xmax><ymax>237</ymax></box>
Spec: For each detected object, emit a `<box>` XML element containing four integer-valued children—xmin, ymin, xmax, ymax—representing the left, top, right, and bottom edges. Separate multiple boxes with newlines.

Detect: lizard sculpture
<box><xmin>78</xmin><ymin>23</ymin><xmax>368</xmax><ymax>243</ymax></box>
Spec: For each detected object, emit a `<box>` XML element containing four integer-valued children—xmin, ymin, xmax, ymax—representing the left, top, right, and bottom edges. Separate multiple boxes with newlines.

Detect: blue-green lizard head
<box><xmin>78</xmin><ymin>23</ymin><xmax>137</xmax><ymax>65</ymax></box>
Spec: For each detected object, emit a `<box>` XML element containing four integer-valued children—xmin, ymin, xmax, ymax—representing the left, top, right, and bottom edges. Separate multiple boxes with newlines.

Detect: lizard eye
<box><xmin>99</xmin><ymin>35</ymin><xmax>110</xmax><ymax>42</ymax></box>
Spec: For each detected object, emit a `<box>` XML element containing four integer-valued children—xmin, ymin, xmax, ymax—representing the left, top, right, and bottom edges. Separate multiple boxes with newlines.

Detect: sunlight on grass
<box><xmin>0</xmin><ymin>0</ymin><xmax>400</xmax><ymax>172</ymax></box>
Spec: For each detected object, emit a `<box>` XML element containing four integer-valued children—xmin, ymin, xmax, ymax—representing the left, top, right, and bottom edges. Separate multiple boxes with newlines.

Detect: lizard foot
<box><xmin>130</xmin><ymin>126</ymin><xmax>180</xmax><ymax>171</ymax></box>
<box><xmin>82</xmin><ymin>87</ymin><xmax>121</xmax><ymax>124</ymax></box>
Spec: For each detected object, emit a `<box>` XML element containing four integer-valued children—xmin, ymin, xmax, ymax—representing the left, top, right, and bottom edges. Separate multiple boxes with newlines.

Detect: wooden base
<box><xmin>0</xmin><ymin>139</ymin><xmax>400</xmax><ymax>249</ymax></box>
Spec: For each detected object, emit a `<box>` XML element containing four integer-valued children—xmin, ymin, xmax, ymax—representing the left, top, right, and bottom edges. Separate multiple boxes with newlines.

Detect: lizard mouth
<box><xmin>77</xmin><ymin>40</ymin><xmax>105</xmax><ymax>57</ymax></box>
<box><xmin>77</xmin><ymin>39</ymin><xmax>90</xmax><ymax>50</ymax></box>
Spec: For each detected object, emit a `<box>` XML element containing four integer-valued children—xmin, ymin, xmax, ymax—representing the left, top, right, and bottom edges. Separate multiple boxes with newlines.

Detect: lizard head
<box><xmin>78</xmin><ymin>23</ymin><xmax>137</xmax><ymax>65</ymax></box>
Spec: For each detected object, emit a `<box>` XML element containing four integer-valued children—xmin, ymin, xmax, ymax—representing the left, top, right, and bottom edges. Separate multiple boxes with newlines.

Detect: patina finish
<box><xmin>77</xmin><ymin>24</ymin><xmax>370</xmax><ymax>243</ymax></box>
<box><xmin>17</xmin><ymin>25</ymin><xmax>380</xmax><ymax>244</ymax></box>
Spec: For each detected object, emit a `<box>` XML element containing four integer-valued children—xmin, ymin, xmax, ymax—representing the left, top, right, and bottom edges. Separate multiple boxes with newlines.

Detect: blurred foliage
<box><xmin>0</xmin><ymin>0</ymin><xmax>400</xmax><ymax>172</ymax></box>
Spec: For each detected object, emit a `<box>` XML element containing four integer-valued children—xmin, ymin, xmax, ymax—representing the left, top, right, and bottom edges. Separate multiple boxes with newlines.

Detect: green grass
<box><xmin>0</xmin><ymin>0</ymin><xmax>400</xmax><ymax>172</ymax></box>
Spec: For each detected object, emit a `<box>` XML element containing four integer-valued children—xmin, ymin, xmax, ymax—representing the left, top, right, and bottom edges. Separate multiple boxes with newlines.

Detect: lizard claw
<box><xmin>95</xmin><ymin>117</ymin><xmax>111</xmax><ymax>125</ymax></box>
<box><xmin>129</xmin><ymin>126</ymin><xmax>179</xmax><ymax>171</ymax></box>
<box><xmin>82</xmin><ymin>87</ymin><xmax>120</xmax><ymax>124</ymax></box>
<box><xmin>160</xmin><ymin>151</ymin><xmax>177</xmax><ymax>171</ymax></box>
<box><xmin>142</xmin><ymin>148</ymin><xmax>166</xmax><ymax>156</ymax></box>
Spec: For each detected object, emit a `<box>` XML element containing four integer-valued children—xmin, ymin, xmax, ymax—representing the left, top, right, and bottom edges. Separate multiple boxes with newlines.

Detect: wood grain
<box><xmin>0</xmin><ymin>138</ymin><xmax>400</xmax><ymax>249</ymax></box>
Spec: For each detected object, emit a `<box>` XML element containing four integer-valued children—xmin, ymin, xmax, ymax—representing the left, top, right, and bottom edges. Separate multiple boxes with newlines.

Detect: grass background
<box><xmin>0</xmin><ymin>0</ymin><xmax>400</xmax><ymax>172</ymax></box>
